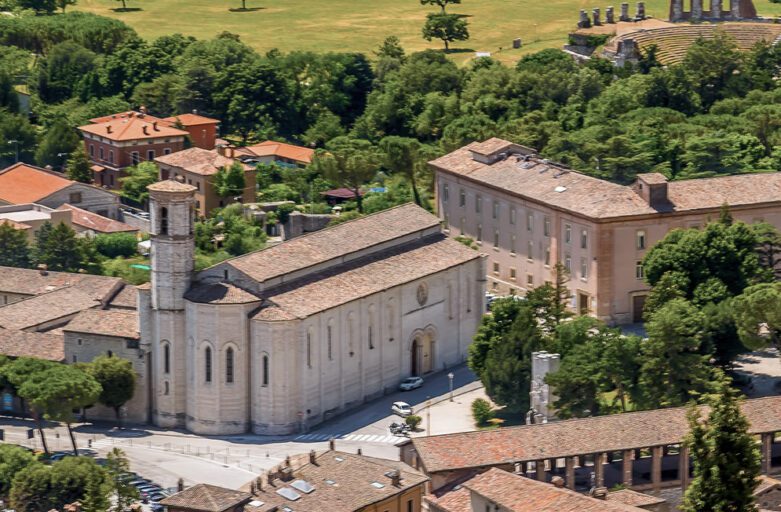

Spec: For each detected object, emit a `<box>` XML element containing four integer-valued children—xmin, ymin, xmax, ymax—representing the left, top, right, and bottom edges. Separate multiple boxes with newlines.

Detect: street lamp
<box><xmin>448</xmin><ymin>372</ymin><xmax>454</xmax><ymax>402</ymax></box>
<box><xmin>57</xmin><ymin>152</ymin><xmax>69</xmax><ymax>172</ymax></box>
<box><xmin>426</xmin><ymin>396</ymin><xmax>431</xmax><ymax>435</ymax></box>
<box><xmin>7</xmin><ymin>140</ymin><xmax>19</xmax><ymax>163</ymax></box>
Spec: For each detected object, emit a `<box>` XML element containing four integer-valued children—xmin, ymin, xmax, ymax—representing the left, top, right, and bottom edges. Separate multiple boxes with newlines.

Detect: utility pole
<box><xmin>448</xmin><ymin>372</ymin><xmax>454</xmax><ymax>402</ymax></box>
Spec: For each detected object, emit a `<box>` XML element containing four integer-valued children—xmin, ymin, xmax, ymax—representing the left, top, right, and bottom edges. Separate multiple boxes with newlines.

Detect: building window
<box><xmin>459</xmin><ymin>189</ymin><xmax>466</xmax><ymax>207</ymax></box>
<box><xmin>72</xmin><ymin>355</ymin><xmax>77</xmax><ymax>363</ymax></box>
<box><xmin>492</xmin><ymin>200</ymin><xmax>499</xmax><ymax>220</ymax></box>
<box><xmin>527</xmin><ymin>274</ymin><xmax>534</xmax><ymax>286</ymax></box>
<box><xmin>204</xmin><ymin>346</ymin><xmax>212</xmax><ymax>383</ymax></box>
<box><xmin>510</xmin><ymin>268</ymin><xmax>517</xmax><ymax>280</ymax></box>
<box><xmin>163</xmin><ymin>148</ymin><xmax>172</xmax><ymax>155</ymax></box>
<box><xmin>637</xmin><ymin>230</ymin><xmax>646</xmax><ymax>250</ymax></box>
<box><xmin>160</xmin><ymin>207</ymin><xmax>168</xmax><ymax>235</ymax></box>
<box><xmin>442</xmin><ymin>184</ymin><xmax>449</xmax><ymax>202</ymax></box>
<box><xmin>226</xmin><ymin>347</ymin><xmax>234</xmax><ymax>384</ymax></box>
<box><xmin>565</xmin><ymin>224</ymin><xmax>571</xmax><ymax>244</ymax></box>
<box><xmin>545</xmin><ymin>247</ymin><xmax>551</xmax><ymax>266</ymax></box>
<box><xmin>493</xmin><ymin>230</ymin><xmax>499</xmax><ymax>248</ymax></box>
<box><xmin>89</xmin><ymin>144</ymin><xmax>94</xmax><ymax>157</ymax></box>
<box><xmin>527</xmin><ymin>241</ymin><xmax>534</xmax><ymax>261</ymax></box>
<box><xmin>368</xmin><ymin>325</ymin><xmax>374</xmax><ymax>350</ymax></box>
<box><xmin>164</xmin><ymin>381</ymin><xmax>169</xmax><ymax>395</ymax></box>
<box><xmin>147</xmin><ymin>149</ymin><xmax>155</xmax><ymax>161</ymax></box>
<box><xmin>636</xmin><ymin>261</ymin><xmax>645</xmax><ymax>279</ymax></box>
<box><xmin>510</xmin><ymin>235</ymin><xmax>516</xmax><ymax>255</ymax></box>
<box><xmin>262</xmin><ymin>354</ymin><xmax>269</xmax><ymax>386</ymax></box>
<box><xmin>509</xmin><ymin>207</ymin><xmax>516</xmax><ymax>225</ymax></box>
<box><xmin>580</xmin><ymin>257</ymin><xmax>588</xmax><ymax>279</ymax></box>
<box><xmin>581</xmin><ymin>230</ymin><xmax>588</xmax><ymax>249</ymax></box>
<box><xmin>476</xmin><ymin>195</ymin><xmax>482</xmax><ymax>214</ymax></box>
<box><xmin>99</xmin><ymin>147</ymin><xmax>104</xmax><ymax>160</ymax></box>
<box><xmin>527</xmin><ymin>213</ymin><xmax>533</xmax><ymax>232</ymax></box>
<box><xmin>131</xmin><ymin>151</ymin><xmax>140</xmax><ymax>164</ymax></box>
<box><xmin>443</xmin><ymin>214</ymin><xmax>449</xmax><ymax>230</ymax></box>
<box><xmin>544</xmin><ymin>217</ymin><xmax>551</xmax><ymax>237</ymax></box>
<box><xmin>565</xmin><ymin>254</ymin><xmax>572</xmax><ymax>272</ymax></box>
<box><xmin>493</xmin><ymin>262</ymin><xmax>500</xmax><ymax>274</ymax></box>
<box><xmin>306</xmin><ymin>331</ymin><xmax>312</xmax><ymax>368</ymax></box>
<box><xmin>163</xmin><ymin>343</ymin><xmax>170</xmax><ymax>374</ymax></box>
<box><xmin>109</xmin><ymin>150</ymin><xmax>114</xmax><ymax>164</ymax></box>
<box><xmin>477</xmin><ymin>224</ymin><xmax>482</xmax><ymax>243</ymax></box>
<box><xmin>407</xmin><ymin>500</ymin><xmax>413</xmax><ymax>512</ymax></box>
<box><xmin>69</xmin><ymin>192</ymin><xmax>82</xmax><ymax>204</ymax></box>
<box><xmin>327</xmin><ymin>324</ymin><xmax>333</xmax><ymax>360</ymax></box>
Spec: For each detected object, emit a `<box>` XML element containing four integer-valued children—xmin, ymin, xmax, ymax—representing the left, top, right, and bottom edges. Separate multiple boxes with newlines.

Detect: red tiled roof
<box><xmin>0</xmin><ymin>328</ymin><xmax>64</xmax><ymax>361</ymax></box>
<box><xmin>63</xmin><ymin>309</ymin><xmax>139</xmax><ymax>339</ymax></box>
<box><xmin>237</xmin><ymin>140</ymin><xmax>314</xmax><ymax>164</ymax></box>
<box><xmin>321</xmin><ymin>188</ymin><xmax>362</xmax><ymax>199</ymax></box>
<box><xmin>184</xmin><ymin>282</ymin><xmax>262</xmax><ymax>305</ymax></box>
<box><xmin>154</xmin><ymin>147</ymin><xmax>250</xmax><ymax>176</ymax></box>
<box><xmin>61</xmin><ymin>204</ymin><xmax>137</xmax><ymax>234</ymax></box>
<box><xmin>0</xmin><ymin>163</ymin><xmax>73</xmax><ymax>204</ymax></box>
<box><xmin>162</xmin><ymin>113</ymin><xmax>220</xmax><ymax>127</ymax></box>
<box><xmin>161</xmin><ymin>484</ymin><xmax>251</xmax><ymax>512</ymax></box>
<box><xmin>0</xmin><ymin>218</ymin><xmax>31</xmax><ymax>230</ymax></box>
<box><xmin>411</xmin><ymin>396</ymin><xmax>781</xmax><ymax>474</ymax></box>
<box><xmin>426</xmin><ymin>485</ymin><xmax>471</xmax><ymax>512</ymax></box>
<box><xmin>79</xmin><ymin>112</ymin><xmax>188</xmax><ymax>142</ymax></box>
<box><xmin>147</xmin><ymin>179</ymin><xmax>197</xmax><ymax>193</ymax></box>
<box><xmin>606</xmin><ymin>489</ymin><xmax>666</xmax><ymax>507</ymax></box>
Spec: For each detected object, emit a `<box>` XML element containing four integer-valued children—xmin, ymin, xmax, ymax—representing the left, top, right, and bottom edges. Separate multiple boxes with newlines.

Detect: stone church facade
<box><xmin>140</xmin><ymin>180</ymin><xmax>486</xmax><ymax>435</ymax></box>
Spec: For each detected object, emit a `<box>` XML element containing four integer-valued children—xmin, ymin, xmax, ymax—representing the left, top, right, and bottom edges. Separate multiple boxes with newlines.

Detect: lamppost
<box><xmin>57</xmin><ymin>152</ymin><xmax>68</xmax><ymax>172</ymax></box>
<box><xmin>426</xmin><ymin>396</ymin><xmax>431</xmax><ymax>435</ymax></box>
<box><xmin>448</xmin><ymin>372</ymin><xmax>454</xmax><ymax>402</ymax></box>
<box><xmin>7</xmin><ymin>140</ymin><xmax>19</xmax><ymax>163</ymax></box>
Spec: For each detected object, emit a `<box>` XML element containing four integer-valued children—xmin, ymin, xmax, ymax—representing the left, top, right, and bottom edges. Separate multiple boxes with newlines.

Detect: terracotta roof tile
<box><xmin>463</xmin><ymin>468</ymin><xmax>643</xmax><ymax>511</ymax></box>
<box><xmin>0</xmin><ymin>163</ymin><xmax>74</xmax><ymax>204</ymax></box>
<box><xmin>147</xmin><ymin>179</ymin><xmax>197</xmax><ymax>193</ymax></box>
<box><xmin>249</xmin><ymin>451</ymin><xmax>428</xmax><ymax>512</ymax></box>
<box><xmin>227</xmin><ymin>203</ymin><xmax>441</xmax><ymax>284</ymax></box>
<box><xmin>61</xmin><ymin>204</ymin><xmax>137</xmax><ymax>234</ymax></box>
<box><xmin>63</xmin><ymin>309</ymin><xmax>138</xmax><ymax>339</ymax></box>
<box><xmin>154</xmin><ymin>147</ymin><xmax>249</xmax><ymax>176</ymax></box>
<box><xmin>0</xmin><ymin>267</ymin><xmax>121</xmax><ymax>298</ymax></box>
<box><xmin>411</xmin><ymin>396</ymin><xmax>781</xmax><ymax>473</ymax></box>
<box><xmin>0</xmin><ymin>219</ymin><xmax>31</xmax><ymax>230</ymax></box>
<box><xmin>161</xmin><ymin>484</ymin><xmax>252</xmax><ymax>512</ymax></box>
<box><xmin>79</xmin><ymin>112</ymin><xmax>188</xmax><ymax>142</ymax></box>
<box><xmin>162</xmin><ymin>113</ymin><xmax>220</xmax><ymax>127</ymax></box>
<box><xmin>184</xmin><ymin>282</ymin><xmax>262</xmax><ymax>305</ymax></box>
<box><xmin>425</xmin><ymin>485</ymin><xmax>471</xmax><ymax>512</ymax></box>
<box><xmin>0</xmin><ymin>287</ymin><xmax>103</xmax><ymax>330</ymax></box>
<box><xmin>606</xmin><ymin>489</ymin><xmax>667</xmax><ymax>507</ymax></box>
<box><xmin>257</xmin><ymin>234</ymin><xmax>481</xmax><ymax>319</ymax></box>
<box><xmin>237</xmin><ymin>140</ymin><xmax>314</xmax><ymax>164</ymax></box>
<box><xmin>433</xmin><ymin>139</ymin><xmax>781</xmax><ymax>220</ymax></box>
<box><xmin>108</xmin><ymin>285</ymin><xmax>138</xmax><ymax>309</ymax></box>
<box><xmin>0</xmin><ymin>328</ymin><xmax>64</xmax><ymax>361</ymax></box>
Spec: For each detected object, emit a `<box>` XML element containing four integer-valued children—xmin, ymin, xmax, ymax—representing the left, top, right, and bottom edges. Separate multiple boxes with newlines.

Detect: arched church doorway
<box><xmin>410</xmin><ymin>328</ymin><xmax>436</xmax><ymax>376</ymax></box>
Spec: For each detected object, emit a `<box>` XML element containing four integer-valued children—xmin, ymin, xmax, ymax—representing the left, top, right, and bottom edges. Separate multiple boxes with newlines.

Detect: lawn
<box><xmin>73</xmin><ymin>0</ymin><xmax>781</xmax><ymax>64</ymax></box>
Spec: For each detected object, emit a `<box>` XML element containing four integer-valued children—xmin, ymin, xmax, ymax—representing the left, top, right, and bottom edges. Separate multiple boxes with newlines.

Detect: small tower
<box><xmin>148</xmin><ymin>179</ymin><xmax>197</xmax><ymax>311</ymax></box>
<box><xmin>147</xmin><ymin>179</ymin><xmax>196</xmax><ymax>428</ymax></box>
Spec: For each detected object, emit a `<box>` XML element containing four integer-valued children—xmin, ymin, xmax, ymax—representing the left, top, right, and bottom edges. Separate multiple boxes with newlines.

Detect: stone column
<box><xmin>651</xmin><ymin>446</ymin><xmax>663</xmax><ymax>491</ymax></box>
<box><xmin>594</xmin><ymin>452</ymin><xmax>606</xmax><ymax>487</ymax></box>
<box><xmin>762</xmin><ymin>433</ymin><xmax>773</xmax><ymax>474</ymax></box>
<box><xmin>579</xmin><ymin>9</ymin><xmax>592</xmax><ymax>28</ymax></box>
<box><xmin>620</xmin><ymin>2</ymin><xmax>630</xmax><ymax>20</ymax></box>
<box><xmin>679</xmin><ymin>445</ymin><xmax>690</xmax><ymax>489</ymax></box>
<box><xmin>593</xmin><ymin>7</ymin><xmax>602</xmax><ymax>25</ymax></box>
<box><xmin>536</xmin><ymin>460</ymin><xmax>546</xmax><ymax>481</ymax></box>
<box><xmin>691</xmin><ymin>0</ymin><xmax>703</xmax><ymax>19</ymax></box>
<box><xmin>710</xmin><ymin>0</ymin><xmax>722</xmax><ymax>18</ymax></box>
<box><xmin>636</xmin><ymin>1</ymin><xmax>646</xmax><ymax>18</ymax></box>
<box><xmin>606</xmin><ymin>6</ymin><xmax>615</xmax><ymax>22</ymax></box>
<box><xmin>671</xmin><ymin>0</ymin><xmax>684</xmax><ymax>20</ymax></box>
<box><xmin>565</xmin><ymin>457</ymin><xmax>577</xmax><ymax>490</ymax></box>
<box><xmin>730</xmin><ymin>0</ymin><xmax>740</xmax><ymax>18</ymax></box>
<box><xmin>622</xmin><ymin>449</ymin><xmax>634</xmax><ymax>486</ymax></box>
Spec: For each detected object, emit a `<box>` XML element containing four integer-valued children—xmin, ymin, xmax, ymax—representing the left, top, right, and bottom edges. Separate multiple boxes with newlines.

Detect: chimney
<box><xmin>216</xmin><ymin>144</ymin><xmax>226</xmax><ymax>157</ymax></box>
<box><xmin>551</xmin><ymin>476</ymin><xmax>565</xmax><ymax>488</ymax></box>
<box><xmin>356</xmin><ymin>448</ymin><xmax>362</xmax><ymax>456</ymax></box>
<box><xmin>177</xmin><ymin>478</ymin><xmax>184</xmax><ymax>492</ymax></box>
<box><xmin>106</xmin><ymin>125</ymin><xmax>113</xmax><ymax>134</ymax></box>
<box><xmin>227</xmin><ymin>145</ymin><xmax>234</xmax><ymax>158</ymax></box>
<box><xmin>142</xmin><ymin>125</ymin><xmax>149</xmax><ymax>136</ymax></box>
<box><xmin>285</xmin><ymin>455</ymin><xmax>291</xmax><ymax>468</ymax></box>
<box><xmin>267</xmin><ymin>471</ymin><xmax>275</xmax><ymax>487</ymax></box>
<box><xmin>139</xmin><ymin>105</ymin><xmax>147</xmax><ymax>115</ymax></box>
<box><xmin>192</xmin><ymin>109</ymin><xmax>198</xmax><ymax>115</ymax></box>
<box><xmin>328</xmin><ymin>438</ymin><xmax>335</xmax><ymax>451</ymax></box>
<box><xmin>634</xmin><ymin>173</ymin><xmax>669</xmax><ymax>209</ymax></box>
<box><xmin>256</xmin><ymin>477</ymin><xmax>263</xmax><ymax>492</ymax></box>
<box><xmin>309</xmin><ymin>450</ymin><xmax>316</xmax><ymax>464</ymax></box>
<box><xmin>388</xmin><ymin>469</ymin><xmax>401</xmax><ymax>487</ymax></box>
<box><xmin>590</xmin><ymin>487</ymin><xmax>608</xmax><ymax>500</ymax></box>
<box><xmin>38</xmin><ymin>264</ymin><xmax>48</xmax><ymax>276</ymax></box>
<box><xmin>153</xmin><ymin>121</ymin><xmax>159</xmax><ymax>131</ymax></box>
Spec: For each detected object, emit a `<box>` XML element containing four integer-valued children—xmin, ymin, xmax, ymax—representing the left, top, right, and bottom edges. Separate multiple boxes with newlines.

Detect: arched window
<box><xmin>387</xmin><ymin>300</ymin><xmax>395</xmax><ymax>342</ymax></box>
<box><xmin>204</xmin><ymin>346</ymin><xmax>212</xmax><ymax>383</ymax></box>
<box><xmin>262</xmin><ymin>354</ymin><xmax>269</xmax><ymax>386</ymax></box>
<box><xmin>160</xmin><ymin>207</ymin><xmax>168</xmax><ymax>235</ymax></box>
<box><xmin>225</xmin><ymin>347</ymin><xmax>234</xmax><ymax>384</ymax></box>
<box><xmin>368</xmin><ymin>305</ymin><xmax>375</xmax><ymax>350</ymax></box>
<box><xmin>327</xmin><ymin>323</ymin><xmax>333</xmax><ymax>360</ymax></box>
<box><xmin>163</xmin><ymin>342</ymin><xmax>170</xmax><ymax>374</ymax></box>
<box><xmin>164</xmin><ymin>381</ymin><xmax>169</xmax><ymax>395</ymax></box>
<box><xmin>306</xmin><ymin>330</ymin><xmax>313</xmax><ymax>368</ymax></box>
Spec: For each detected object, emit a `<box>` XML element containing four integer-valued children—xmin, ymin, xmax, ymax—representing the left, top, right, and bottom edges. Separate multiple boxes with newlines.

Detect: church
<box><xmin>141</xmin><ymin>180</ymin><xmax>486</xmax><ymax>435</ymax></box>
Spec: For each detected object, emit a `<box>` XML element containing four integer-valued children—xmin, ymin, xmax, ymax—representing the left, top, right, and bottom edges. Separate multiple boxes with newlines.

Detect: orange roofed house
<box><xmin>235</xmin><ymin>140</ymin><xmax>314</xmax><ymax>168</ymax></box>
<box><xmin>78</xmin><ymin>110</ymin><xmax>220</xmax><ymax>190</ymax></box>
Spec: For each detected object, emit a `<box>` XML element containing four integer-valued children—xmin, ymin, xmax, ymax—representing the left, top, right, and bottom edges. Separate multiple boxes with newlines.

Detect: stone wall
<box><xmin>281</xmin><ymin>212</ymin><xmax>334</xmax><ymax>240</ymax></box>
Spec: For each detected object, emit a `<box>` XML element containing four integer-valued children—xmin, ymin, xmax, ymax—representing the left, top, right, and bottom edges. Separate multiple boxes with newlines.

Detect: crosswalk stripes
<box><xmin>293</xmin><ymin>432</ymin><xmax>406</xmax><ymax>444</ymax></box>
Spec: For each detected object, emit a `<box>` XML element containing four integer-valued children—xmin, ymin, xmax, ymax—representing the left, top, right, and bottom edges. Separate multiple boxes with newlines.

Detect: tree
<box><xmin>214</xmin><ymin>161</ymin><xmax>246</xmax><ymax>198</ymax></box>
<box><xmin>35</xmin><ymin>121</ymin><xmax>80</xmax><ymax>171</ymax></box>
<box><xmin>105</xmin><ymin>448</ymin><xmax>138</xmax><ymax>510</ymax></box>
<box><xmin>732</xmin><ymin>281</ymin><xmax>781</xmax><ymax>350</ymax></box>
<box><xmin>0</xmin><ymin>445</ymin><xmax>37</xmax><ymax>497</ymax></box>
<box><xmin>0</xmin><ymin>111</ymin><xmax>36</xmax><ymax>168</ymax></box>
<box><xmin>468</xmin><ymin>297</ymin><xmax>525</xmax><ymax>377</ymax></box>
<box><xmin>56</xmin><ymin>0</ymin><xmax>77</xmax><ymax>12</ymax></box>
<box><xmin>0</xmin><ymin>72</ymin><xmax>19</xmax><ymax>113</ymax></box>
<box><xmin>0</xmin><ymin>222</ymin><xmax>30</xmax><ymax>268</ymax></box>
<box><xmin>17</xmin><ymin>365</ymin><xmax>102</xmax><ymax>455</ymax></box>
<box><xmin>422</xmin><ymin>14</ymin><xmax>469</xmax><ymax>52</ymax></box>
<box><xmin>94</xmin><ymin>233</ymin><xmax>137</xmax><ymax>259</ymax></box>
<box><xmin>10</xmin><ymin>457</ymin><xmax>109</xmax><ymax>512</ymax></box>
<box><xmin>34</xmin><ymin>222</ymin><xmax>90</xmax><ymax>273</ymax></box>
<box><xmin>35</xmin><ymin>42</ymin><xmax>96</xmax><ymax>104</ymax></box>
<box><xmin>65</xmin><ymin>146</ymin><xmax>93</xmax><ymax>184</ymax></box>
<box><xmin>87</xmin><ymin>355</ymin><xmax>136</xmax><ymax>420</ymax></box>
<box><xmin>638</xmin><ymin>299</ymin><xmax>714</xmax><ymax>409</ymax></box>
<box><xmin>311</xmin><ymin>137</ymin><xmax>380</xmax><ymax>213</ymax></box>
<box><xmin>481</xmin><ymin>305</ymin><xmax>545</xmax><ymax>414</ymax></box>
<box><xmin>120</xmin><ymin>161</ymin><xmax>159</xmax><ymax>206</ymax></box>
<box><xmin>115</xmin><ymin>0</ymin><xmax>129</xmax><ymax>10</ymax></box>
<box><xmin>526</xmin><ymin>262</ymin><xmax>572</xmax><ymax>335</ymax></box>
<box><xmin>471</xmin><ymin>398</ymin><xmax>494</xmax><ymax>426</ymax></box>
<box><xmin>682</xmin><ymin>381</ymin><xmax>761</xmax><ymax>512</ymax></box>
<box><xmin>1</xmin><ymin>358</ymin><xmax>59</xmax><ymax>454</ymax></box>
<box><xmin>420</xmin><ymin>0</ymin><xmax>461</xmax><ymax>12</ymax></box>
<box><xmin>405</xmin><ymin>415</ymin><xmax>422</xmax><ymax>430</ymax></box>
<box><xmin>753</xmin><ymin>221</ymin><xmax>781</xmax><ymax>279</ymax></box>
<box><xmin>379</xmin><ymin>136</ymin><xmax>424</xmax><ymax>205</ymax></box>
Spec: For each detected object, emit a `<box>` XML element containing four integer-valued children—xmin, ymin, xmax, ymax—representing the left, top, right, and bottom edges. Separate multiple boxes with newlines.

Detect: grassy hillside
<box><xmin>75</xmin><ymin>0</ymin><xmax>781</xmax><ymax>63</ymax></box>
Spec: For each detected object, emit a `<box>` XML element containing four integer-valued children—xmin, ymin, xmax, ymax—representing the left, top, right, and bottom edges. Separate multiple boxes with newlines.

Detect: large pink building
<box><xmin>433</xmin><ymin>138</ymin><xmax>781</xmax><ymax>324</ymax></box>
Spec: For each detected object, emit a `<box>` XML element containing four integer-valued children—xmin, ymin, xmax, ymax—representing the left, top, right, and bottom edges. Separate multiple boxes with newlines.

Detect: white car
<box><xmin>399</xmin><ymin>376</ymin><xmax>424</xmax><ymax>391</ymax></box>
<box><xmin>391</xmin><ymin>401</ymin><xmax>413</xmax><ymax>417</ymax></box>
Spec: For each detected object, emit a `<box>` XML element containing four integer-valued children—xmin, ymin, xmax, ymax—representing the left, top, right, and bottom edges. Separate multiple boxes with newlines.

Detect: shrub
<box><xmin>471</xmin><ymin>398</ymin><xmax>494</xmax><ymax>426</ymax></box>
<box><xmin>94</xmin><ymin>233</ymin><xmax>137</xmax><ymax>258</ymax></box>
<box><xmin>405</xmin><ymin>414</ymin><xmax>422</xmax><ymax>430</ymax></box>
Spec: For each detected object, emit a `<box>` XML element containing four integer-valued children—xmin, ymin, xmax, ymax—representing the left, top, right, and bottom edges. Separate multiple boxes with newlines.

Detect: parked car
<box><xmin>151</xmin><ymin>504</ymin><xmax>164</xmax><ymax>512</ymax></box>
<box><xmin>391</xmin><ymin>401</ymin><xmax>413</xmax><ymax>417</ymax></box>
<box><xmin>399</xmin><ymin>376</ymin><xmax>424</xmax><ymax>391</ymax></box>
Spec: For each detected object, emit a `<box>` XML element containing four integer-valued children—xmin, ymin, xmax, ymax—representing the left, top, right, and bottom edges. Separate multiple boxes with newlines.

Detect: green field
<box><xmin>76</xmin><ymin>0</ymin><xmax>781</xmax><ymax>63</ymax></box>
